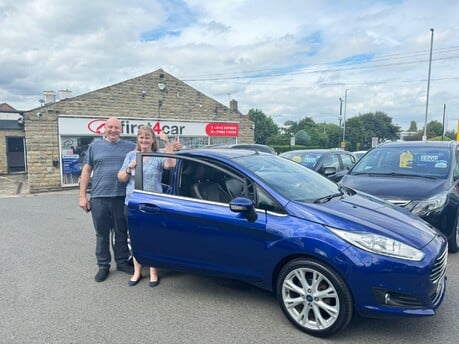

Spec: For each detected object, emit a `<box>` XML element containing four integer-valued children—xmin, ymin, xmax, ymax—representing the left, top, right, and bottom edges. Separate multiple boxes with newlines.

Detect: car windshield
<box><xmin>235</xmin><ymin>155</ymin><xmax>339</xmax><ymax>202</ymax></box>
<box><xmin>281</xmin><ymin>151</ymin><xmax>322</xmax><ymax>168</ymax></box>
<box><xmin>350</xmin><ymin>146</ymin><xmax>451</xmax><ymax>179</ymax></box>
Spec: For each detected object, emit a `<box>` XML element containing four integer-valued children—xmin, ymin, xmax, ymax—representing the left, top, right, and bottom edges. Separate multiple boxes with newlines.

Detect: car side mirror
<box><xmin>323</xmin><ymin>166</ymin><xmax>337</xmax><ymax>176</ymax></box>
<box><xmin>229</xmin><ymin>197</ymin><xmax>258</xmax><ymax>222</ymax></box>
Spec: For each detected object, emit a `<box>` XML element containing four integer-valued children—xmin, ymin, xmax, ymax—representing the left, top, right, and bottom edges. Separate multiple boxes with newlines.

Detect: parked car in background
<box><xmin>353</xmin><ymin>150</ymin><xmax>368</xmax><ymax>160</ymax></box>
<box><xmin>280</xmin><ymin>149</ymin><xmax>356</xmax><ymax>182</ymax></box>
<box><xmin>207</xmin><ymin>143</ymin><xmax>277</xmax><ymax>155</ymax></box>
<box><xmin>127</xmin><ymin>148</ymin><xmax>447</xmax><ymax>338</ymax></box>
<box><xmin>341</xmin><ymin>140</ymin><xmax>459</xmax><ymax>252</ymax></box>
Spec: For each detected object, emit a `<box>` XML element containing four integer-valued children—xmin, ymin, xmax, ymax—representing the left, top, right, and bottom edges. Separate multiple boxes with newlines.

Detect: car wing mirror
<box><xmin>229</xmin><ymin>197</ymin><xmax>258</xmax><ymax>223</ymax></box>
<box><xmin>323</xmin><ymin>166</ymin><xmax>337</xmax><ymax>176</ymax></box>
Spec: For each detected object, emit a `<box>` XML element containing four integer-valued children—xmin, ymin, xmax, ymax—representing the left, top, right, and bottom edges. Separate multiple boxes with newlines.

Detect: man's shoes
<box><xmin>117</xmin><ymin>263</ymin><xmax>134</xmax><ymax>274</ymax></box>
<box><xmin>95</xmin><ymin>268</ymin><xmax>109</xmax><ymax>282</ymax></box>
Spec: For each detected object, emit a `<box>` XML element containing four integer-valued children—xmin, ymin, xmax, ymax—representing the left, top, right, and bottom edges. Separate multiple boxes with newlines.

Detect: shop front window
<box><xmin>61</xmin><ymin>136</ymin><xmax>96</xmax><ymax>185</ymax></box>
<box><xmin>59</xmin><ymin>135</ymin><xmax>236</xmax><ymax>186</ymax></box>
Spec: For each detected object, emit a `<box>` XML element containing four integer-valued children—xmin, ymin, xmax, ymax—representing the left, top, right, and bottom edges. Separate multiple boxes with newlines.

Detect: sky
<box><xmin>1</xmin><ymin>0</ymin><xmax>459</xmax><ymax>132</ymax></box>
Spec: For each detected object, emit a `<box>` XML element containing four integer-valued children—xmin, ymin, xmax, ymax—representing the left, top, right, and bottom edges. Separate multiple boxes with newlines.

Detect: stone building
<box><xmin>22</xmin><ymin>69</ymin><xmax>254</xmax><ymax>193</ymax></box>
<box><xmin>0</xmin><ymin>103</ymin><xmax>25</xmax><ymax>175</ymax></box>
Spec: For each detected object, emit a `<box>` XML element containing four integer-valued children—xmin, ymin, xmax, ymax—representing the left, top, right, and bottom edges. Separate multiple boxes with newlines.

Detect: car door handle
<box><xmin>137</xmin><ymin>203</ymin><xmax>161</xmax><ymax>214</ymax></box>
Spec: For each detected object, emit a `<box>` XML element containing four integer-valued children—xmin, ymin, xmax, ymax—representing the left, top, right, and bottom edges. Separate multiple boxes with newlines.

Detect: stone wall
<box><xmin>23</xmin><ymin>69</ymin><xmax>254</xmax><ymax>193</ymax></box>
<box><xmin>23</xmin><ymin>113</ymin><xmax>61</xmax><ymax>192</ymax></box>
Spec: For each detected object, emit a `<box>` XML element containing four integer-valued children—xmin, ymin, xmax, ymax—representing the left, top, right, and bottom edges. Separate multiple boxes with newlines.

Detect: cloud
<box><xmin>1</xmin><ymin>0</ymin><xmax>459</xmax><ymax>132</ymax></box>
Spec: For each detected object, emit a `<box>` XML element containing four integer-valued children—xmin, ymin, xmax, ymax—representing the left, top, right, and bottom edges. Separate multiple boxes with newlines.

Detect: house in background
<box><xmin>20</xmin><ymin>68</ymin><xmax>254</xmax><ymax>193</ymax></box>
<box><xmin>0</xmin><ymin>103</ymin><xmax>26</xmax><ymax>174</ymax></box>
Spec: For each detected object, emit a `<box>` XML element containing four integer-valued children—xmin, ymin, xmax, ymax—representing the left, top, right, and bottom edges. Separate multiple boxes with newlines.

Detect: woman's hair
<box><xmin>136</xmin><ymin>126</ymin><xmax>158</xmax><ymax>152</ymax></box>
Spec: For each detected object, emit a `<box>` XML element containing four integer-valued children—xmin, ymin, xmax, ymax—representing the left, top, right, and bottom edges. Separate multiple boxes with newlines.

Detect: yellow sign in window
<box><xmin>399</xmin><ymin>151</ymin><xmax>413</xmax><ymax>168</ymax></box>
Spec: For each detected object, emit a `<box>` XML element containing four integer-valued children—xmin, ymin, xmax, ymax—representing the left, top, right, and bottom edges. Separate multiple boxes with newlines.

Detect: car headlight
<box><xmin>327</xmin><ymin>227</ymin><xmax>425</xmax><ymax>261</ymax></box>
<box><xmin>407</xmin><ymin>192</ymin><xmax>448</xmax><ymax>217</ymax></box>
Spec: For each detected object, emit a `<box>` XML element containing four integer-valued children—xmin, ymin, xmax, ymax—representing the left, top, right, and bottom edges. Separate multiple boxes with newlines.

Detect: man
<box><xmin>79</xmin><ymin>117</ymin><xmax>135</xmax><ymax>282</ymax></box>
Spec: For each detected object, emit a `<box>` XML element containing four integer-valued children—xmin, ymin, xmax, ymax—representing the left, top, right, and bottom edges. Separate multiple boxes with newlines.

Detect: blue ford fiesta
<box><xmin>127</xmin><ymin>149</ymin><xmax>447</xmax><ymax>338</ymax></box>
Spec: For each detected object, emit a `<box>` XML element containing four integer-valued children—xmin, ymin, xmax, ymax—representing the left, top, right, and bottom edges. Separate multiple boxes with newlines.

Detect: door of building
<box><xmin>7</xmin><ymin>137</ymin><xmax>26</xmax><ymax>173</ymax></box>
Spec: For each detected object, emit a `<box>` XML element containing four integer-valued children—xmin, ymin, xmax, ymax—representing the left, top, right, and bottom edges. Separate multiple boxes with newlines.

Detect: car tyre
<box><xmin>448</xmin><ymin>211</ymin><xmax>459</xmax><ymax>253</ymax></box>
<box><xmin>276</xmin><ymin>258</ymin><xmax>353</xmax><ymax>338</ymax></box>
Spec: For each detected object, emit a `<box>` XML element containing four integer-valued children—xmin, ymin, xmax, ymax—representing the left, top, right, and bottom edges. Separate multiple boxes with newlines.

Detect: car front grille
<box><xmin>430</xmin><ymin>246</ymin><xmax>447</xmax><ymax>284</ymax></box>
<box><xmin>429</xmin><ymin>245</ymin><xmax>447</xmax><ymax>304</ymax></box>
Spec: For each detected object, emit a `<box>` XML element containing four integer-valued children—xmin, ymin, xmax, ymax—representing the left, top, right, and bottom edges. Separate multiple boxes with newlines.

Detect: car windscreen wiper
<box><xmin>314</xmin><ymin>190</ymin><xmax>344</xmax><ymax>204</ymax></box>
<box><xmin>352</xmin><ymin>171</ymin><xmax>438</xmax><ymax>179</ymax></box>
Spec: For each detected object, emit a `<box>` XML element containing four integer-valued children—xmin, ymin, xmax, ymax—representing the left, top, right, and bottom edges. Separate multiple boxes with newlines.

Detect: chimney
<box><xmin>230</xmin><ymin>99</ymin><xmax>238</xmax><ymax>112</ymax></box>
<box><xmin>59</xmin><ymin>89</ymin><xmax>72</xmax><ymax>100</ymax></box>
<box><xmin>43</xmin><ymin>91</ymin><xmax>56</xmax><ymax>104</ymax></box>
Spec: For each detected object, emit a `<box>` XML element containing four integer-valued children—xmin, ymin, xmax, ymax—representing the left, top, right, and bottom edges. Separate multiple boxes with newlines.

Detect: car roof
<box><xmin>205</xmin><ymin>143</ymin><xmax>276</xmax><ymax>154</ymax></box>
<box><xmin>375</xmin><ymin>140</ymin><xmax>457</xmax><ymax>149</ymax></box>
<box><xmin>178</xmin><ymin>148</ymin><xmax>271</xmax><ymax>160</ymax></box>
<box><xmin>280</xmin><ymin>149</ymin><xmax>351</xmax><ymax>154</ymax></box>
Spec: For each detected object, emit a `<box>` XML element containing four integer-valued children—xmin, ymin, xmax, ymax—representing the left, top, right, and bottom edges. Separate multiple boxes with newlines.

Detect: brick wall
<box><xmin>23</xmin><ymin>69</ymin><xmax>254</xmax><ymax>193</ymax></box>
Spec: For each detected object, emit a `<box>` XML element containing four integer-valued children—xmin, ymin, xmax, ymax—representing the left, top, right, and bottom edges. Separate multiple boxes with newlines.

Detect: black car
<box><xmin>340</xmin><ymin>140</ymin><xmax>459</xmax><ymax>252</ymax></box>
<box><xmin>207</xmin><ymin>143</ymin><xmax>277</xmax><ymax>155</ymax></box>
<box><xmin>280</xmin><ymin>149</ymin><xmax>356</xmax><ymax>182</ymax></box>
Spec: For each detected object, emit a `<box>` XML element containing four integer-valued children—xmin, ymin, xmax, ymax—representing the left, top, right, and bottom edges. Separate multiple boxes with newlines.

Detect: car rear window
<box><xmin>283</xmin><ymin>152</ymin><xmax>322</xmax><ymax>168</ymax></box>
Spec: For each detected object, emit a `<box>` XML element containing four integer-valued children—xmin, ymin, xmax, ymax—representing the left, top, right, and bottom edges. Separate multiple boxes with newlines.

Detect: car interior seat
<box><xmin>190</xmin><ymin>165</ymin><xmax>231</xmax><ymax>203</ymax></box>
<box><xmin>224</xmin><ymin>177</ymin><xmax>244</xmax><ymax>199</ymax></box>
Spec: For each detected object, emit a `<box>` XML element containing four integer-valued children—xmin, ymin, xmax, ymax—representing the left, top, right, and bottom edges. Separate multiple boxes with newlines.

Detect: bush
<box><xmin>272</xmin><ymin>145</ymin><xmax>321</xmax><ymax>154</ymax></box>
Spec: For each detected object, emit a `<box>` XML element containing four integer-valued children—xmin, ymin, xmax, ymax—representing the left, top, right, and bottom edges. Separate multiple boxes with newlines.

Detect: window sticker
<box><xmin>419</xmin><ymin>154</ymin><xmax>439</xmax><ymax>162</ymax></box>
<box><xmin>292</xmin><ymin>155</ymin><xmax>302</xmax><ymax>163</ymax></box>
<box><xmin>399</xmin><ymin>150</ymin><xmax>413</xmax><ymax>168</ymax></box>
<box><xmin>303</xmin><ymin>157</ymin><xmax>318</xmax><ymax>163</ymax></box>
<box><xmin>435</xmin><ymin>160</ymin><xmax>448</xmax><ymax>168</ymax></box>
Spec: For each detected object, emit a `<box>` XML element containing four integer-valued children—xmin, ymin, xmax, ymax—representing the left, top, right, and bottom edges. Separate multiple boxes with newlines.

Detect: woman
<box><xmin>118</xmin><ymin>126</ymin><xmax>176</xmax><ymax>287</ymax></box>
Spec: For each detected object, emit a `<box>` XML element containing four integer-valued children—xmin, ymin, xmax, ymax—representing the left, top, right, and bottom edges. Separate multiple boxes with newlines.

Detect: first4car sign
<box><xmin>58</xmin><ymin>117</ymin><xmax>239</xmax><ymax>137</ymax></box>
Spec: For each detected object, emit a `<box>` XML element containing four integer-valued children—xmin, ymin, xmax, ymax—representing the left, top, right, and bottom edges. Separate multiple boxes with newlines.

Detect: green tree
<box><xmin>295</xmin><ymin>129</ymin><xmax>310</xmax><ymax>145</ymax></box>
<box><xmin>345</xmin><ymin>117</ymin><xmax>366</xmax><ymax>150</ymax></box>
<box><xmin>408</xmin><ymin>121</ymin><xmax>417</xmax><ymax>131</ymax></box>
<box><xmin>444</xmin><ymin>129</ymin><xmax>457</xmax><ymax>140</ymax></box>
<box><xmin>317</xmin><ymin>122</ymin><xmax>341</xmax><ymax>148</ymax></box>
<box><xmin>426</xmin><ymin>120</ymin><xmax>443</xmax><ymax>138</ymax></box>
<box><xmin>345</xmin><ymin>112</ymin><xmax>400</xmax><ymax>150</ymax></box>
<box><xmin>286</xmin><ymin>116</ymin><xmax>330</xmax><ymax>147</ymax></box>
<box><xmin>248</xmin><ymin>109</ymin><xmax>279</xmax><ymax>144</ymax></box>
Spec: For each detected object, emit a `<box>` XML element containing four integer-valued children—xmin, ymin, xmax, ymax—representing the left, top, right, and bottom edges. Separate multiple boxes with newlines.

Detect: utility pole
<box><xmin>441</xmin><ymin>103</ymin><xmax>446</xmax><ymax>141</ymax></box>
<box><xmin>423</xmin><ymin>28</ymin><xmax>434</xmax><ymax>141</ymax></box>
<box><xmin>343</xmin><ymin>89</ymin><xmax>348</xmax><ymax>145</ymax></box>
<box><xmin>338</xmin><ymin>98</ymin><xmax>343</xmax><ymax>147</ymax></box>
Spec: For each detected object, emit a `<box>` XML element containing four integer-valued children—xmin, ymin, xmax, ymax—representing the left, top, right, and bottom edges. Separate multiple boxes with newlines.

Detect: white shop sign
<box><xmin>58</xmin><ymin>117</ymin><xmax>239</xmax><ymax>137</ymax></box>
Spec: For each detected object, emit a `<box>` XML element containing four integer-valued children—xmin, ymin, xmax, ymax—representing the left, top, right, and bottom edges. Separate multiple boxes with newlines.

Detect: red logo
<box><xmin>87</xmin><ymin>119</ymin><xmax>107</xmax><ymax>134</ymax></box>
<box><xmin>205</xmin><ymin>123</ymin><xmax>238</xmax><ymax>137</ymax></box>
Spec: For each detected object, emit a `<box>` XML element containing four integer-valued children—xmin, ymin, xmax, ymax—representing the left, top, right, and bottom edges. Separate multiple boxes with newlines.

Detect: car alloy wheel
<box><xmin>277</xmin><ymin>258</ymin><xmax>353</xmax><ymax>337</ymax></box>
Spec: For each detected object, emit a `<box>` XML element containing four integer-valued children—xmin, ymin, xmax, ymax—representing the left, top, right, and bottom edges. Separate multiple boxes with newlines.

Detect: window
<box><xmin>341</xmin><ymin>153</ymin><xmax>355</xmax><ymax>169</ymax></box>
<box><xmin>321</xmin><ymin>154</ymin><xmax>340</xmax><ymax>170</ymax></box>
<box><xmin>453</xmin><ymin>148</ymin><xmax>459</xmax><ymax>180</ymax></box>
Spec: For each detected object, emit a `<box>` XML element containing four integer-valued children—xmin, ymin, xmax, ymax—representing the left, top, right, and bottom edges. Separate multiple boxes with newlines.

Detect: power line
<box><xmin>181</xmin><ymin>46</ymin><xmax>459</xmax><ymax>82</ymax></box>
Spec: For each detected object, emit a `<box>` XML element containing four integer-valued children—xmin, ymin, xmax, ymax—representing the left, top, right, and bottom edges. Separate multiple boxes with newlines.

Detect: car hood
<box><xmin>340</xmin><ymin>174</ymin><xmax>448</xmax><ymax>201</ymax></box>
<box><xmin>286</xmin><ymin>193</ymin><xmax>438</xmax><ymax>249</ymax></box>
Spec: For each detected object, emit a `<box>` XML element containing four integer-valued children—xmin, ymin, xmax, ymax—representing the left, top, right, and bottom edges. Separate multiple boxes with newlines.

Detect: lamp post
<box><xmin>423</xmin><ymin>28</ymin><xmax>434</xmax><ymax>141</ymax></box>
<box><xmin>441</xmin><ymin>103</ymin><xmax>446</xmax><ymax>141</ymax></box>
<box><xmin>338</xmin><ymin>97</ymin><xmax>343</xmax><ymax>147</ymax></box>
